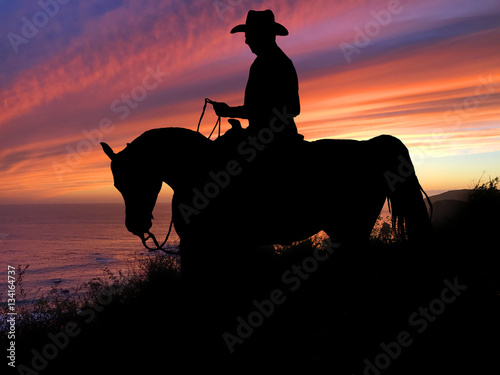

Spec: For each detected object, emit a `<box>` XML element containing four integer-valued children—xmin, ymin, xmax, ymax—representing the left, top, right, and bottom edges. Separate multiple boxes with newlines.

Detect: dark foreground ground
<box><xmin>3</xmin><ymin>184</ymin><xmax>499</xmax><ymax>374</ymax></box>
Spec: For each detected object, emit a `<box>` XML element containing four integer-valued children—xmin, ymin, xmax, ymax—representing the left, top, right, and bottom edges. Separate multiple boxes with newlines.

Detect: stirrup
<box><xmin>228</xmin><ymin>118</ymin><xmax>242</xmax><ymax>130</ymax></box>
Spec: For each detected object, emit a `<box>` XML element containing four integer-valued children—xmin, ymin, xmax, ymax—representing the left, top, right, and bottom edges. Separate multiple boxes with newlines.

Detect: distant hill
<box><xmin>379</xmin><ymin>190</ymin><xmax>471</xmax><ymax>217</ymax></box>
<box><xmin>429</xmin><ymin>189</ymin><xmax>470</xmax><ymax>203</ymax></box>
<box><xmin>428</xmin><ymin>190</ymin><xmax>471</xmax><ymax>230</ymax></box>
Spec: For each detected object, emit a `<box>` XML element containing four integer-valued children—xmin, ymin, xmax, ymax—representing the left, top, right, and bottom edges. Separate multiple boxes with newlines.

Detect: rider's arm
<box><xmin>227</xmin><ymin>105</ymin><xmax>248</xmax><ymax>119</ymax></box>
<box><xmin>213</xmin><ymin>102</ymin><xmax>248</xmax><ymax>119</ymax></box>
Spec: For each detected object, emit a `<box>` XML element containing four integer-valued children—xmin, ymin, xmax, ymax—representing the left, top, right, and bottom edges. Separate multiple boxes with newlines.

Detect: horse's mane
<box><xmin>132</xmin><ymin>127</ymin><xmax>210</xmax><ymax>148</ymax></box>
<box><xmin>114</xmin><ymin>127</ymin><xmax>213</xmax><ymax>161</ymax></box>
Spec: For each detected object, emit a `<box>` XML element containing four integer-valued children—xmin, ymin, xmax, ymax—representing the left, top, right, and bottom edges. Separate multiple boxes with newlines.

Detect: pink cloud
<box><xmin>1</xmin><ymin>0</ymin><xmax>499</xmax><ymax>202</ymax></box>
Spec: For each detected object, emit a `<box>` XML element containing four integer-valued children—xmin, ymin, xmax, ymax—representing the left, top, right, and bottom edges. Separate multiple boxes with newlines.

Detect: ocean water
<box><xmin>0</xmin><ymin>203</ymin><xmax>178</xmax><ymax>302</ymax></box>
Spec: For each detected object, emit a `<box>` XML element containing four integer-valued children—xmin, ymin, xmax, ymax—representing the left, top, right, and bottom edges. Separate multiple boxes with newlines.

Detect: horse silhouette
<box><xmin>101</xmin><ymin>126</ymin><xmax>432</xmax><ymax>278</ymax></box>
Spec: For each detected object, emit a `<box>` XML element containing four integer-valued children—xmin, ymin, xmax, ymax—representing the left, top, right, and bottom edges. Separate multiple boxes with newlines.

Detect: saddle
<box><xmin>214</xmin><ymin>119</ymin><xmax>304</xmax><ymax>147</ymax></box>
<box><xmin>212</xmin><ymin>119</ymin><xmax>307</xmax><ymax>183</ymax></box>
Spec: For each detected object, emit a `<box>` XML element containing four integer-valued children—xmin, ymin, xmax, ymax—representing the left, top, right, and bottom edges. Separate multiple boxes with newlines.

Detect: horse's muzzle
<box><xmin>126</xmin><ymin>219</ymin><xmax>152</xmax><ymax>237</ymax></box>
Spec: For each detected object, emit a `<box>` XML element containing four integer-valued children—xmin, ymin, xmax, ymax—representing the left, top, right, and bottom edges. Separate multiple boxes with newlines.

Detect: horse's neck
<box><xmin>139</xmin><ymin>128</ymin><xmax>213</xmax><ymax>190</ymax></box>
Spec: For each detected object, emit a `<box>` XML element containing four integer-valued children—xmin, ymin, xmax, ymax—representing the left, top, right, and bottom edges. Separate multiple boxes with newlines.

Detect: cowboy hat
<box><xmin>230</xmin><ymin>10</ymin><xmax>288</xmax><ymax>36</ymax></box>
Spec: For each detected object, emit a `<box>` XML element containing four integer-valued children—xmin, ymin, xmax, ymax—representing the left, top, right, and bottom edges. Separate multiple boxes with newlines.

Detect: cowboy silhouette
<box><xmin>213</xmin><ymin>10</ymin><xmax>302</xmax><ymax>142</ymax></box>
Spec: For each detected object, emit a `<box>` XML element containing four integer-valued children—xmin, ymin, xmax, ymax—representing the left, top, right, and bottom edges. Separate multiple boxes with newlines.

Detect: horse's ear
<box><xmin>101</xmin><ymin>142</ymin><xmax>116</xmax><ymax>160</ymax></box>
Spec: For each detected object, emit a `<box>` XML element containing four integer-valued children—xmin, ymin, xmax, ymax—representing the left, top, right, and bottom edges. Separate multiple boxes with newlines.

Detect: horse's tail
<box><xmin>377</xmin><ymin>135</ymin><xmax>433</xmax><ymax>242</ymax></box>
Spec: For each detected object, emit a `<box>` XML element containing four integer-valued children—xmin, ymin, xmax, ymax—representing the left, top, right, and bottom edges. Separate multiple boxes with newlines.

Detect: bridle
<box><xmin>138</xmin><ymin>217</ymin><xmax>178</xmax><ymax>255</ymax></box>
<box><xmin>137</xmin><ymin>99</ymin><xmax>221</xmax><ymax>255</ymax></box>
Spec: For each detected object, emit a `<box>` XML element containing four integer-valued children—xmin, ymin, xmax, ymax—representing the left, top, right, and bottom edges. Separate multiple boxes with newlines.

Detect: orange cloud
<box><xmin>1</xmin><ymin>0</ymin><xmax>499</xmax><ymax>203</ymax></box>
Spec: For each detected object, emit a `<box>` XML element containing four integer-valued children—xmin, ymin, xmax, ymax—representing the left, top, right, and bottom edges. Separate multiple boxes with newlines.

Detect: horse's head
<box><xmin>101</xmin><ymin>142</ymin><xmax>162</xmax><ymax>237</ymax></box>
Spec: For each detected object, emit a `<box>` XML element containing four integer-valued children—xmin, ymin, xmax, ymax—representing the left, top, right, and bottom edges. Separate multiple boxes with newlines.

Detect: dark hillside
<box><xmin>2</xmin><ymin>180</ymin><xmax>499</xmax><ymax>374</ymax></box>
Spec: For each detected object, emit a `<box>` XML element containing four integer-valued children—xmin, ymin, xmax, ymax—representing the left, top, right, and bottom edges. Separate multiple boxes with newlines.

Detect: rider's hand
<box><xmin>212</xmin><ymin>102</ymin><xmax>231</xmax><ymax>117</ymax></box>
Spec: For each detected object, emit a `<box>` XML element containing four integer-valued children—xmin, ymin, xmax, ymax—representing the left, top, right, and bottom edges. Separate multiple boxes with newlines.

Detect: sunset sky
<box><xmin>0</xmin><ymin>0</ymin><xmax>499</xmax><ymax>204</ymax></box>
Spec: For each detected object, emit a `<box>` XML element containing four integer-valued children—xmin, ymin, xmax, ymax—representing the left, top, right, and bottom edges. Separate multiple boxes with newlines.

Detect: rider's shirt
<box><xmin>244</xmin><ymin>46</ymin><xmax>300</xmax><ymax>135</ymax></box>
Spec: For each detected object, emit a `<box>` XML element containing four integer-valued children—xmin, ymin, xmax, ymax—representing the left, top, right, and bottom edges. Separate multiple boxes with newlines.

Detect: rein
<box><xmin>139</xmin><ymin>217</ymin><xmax>179</xmax><ymax>255</ymax></box>
<box><xmin>197</xmin><ymin>98</ymin><xmax>221</xmax><ymax>139</ymax></box>
<box><xmin>138</xmin><ymin>99</ymin><xmax>220</xmax><ymax>255</ymax></box>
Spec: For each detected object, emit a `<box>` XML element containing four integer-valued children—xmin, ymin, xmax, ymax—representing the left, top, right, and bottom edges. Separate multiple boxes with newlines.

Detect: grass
<box><xmin>1</xmin><ymin>177</ymin><xmax>499</xmax><ymax>374</ymax></box>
